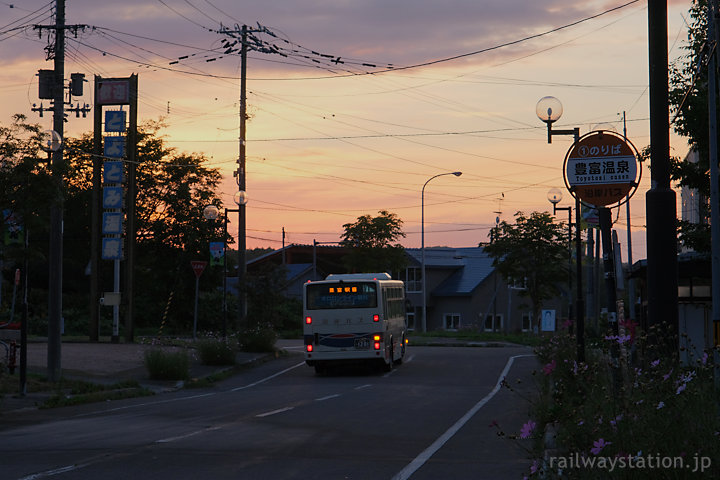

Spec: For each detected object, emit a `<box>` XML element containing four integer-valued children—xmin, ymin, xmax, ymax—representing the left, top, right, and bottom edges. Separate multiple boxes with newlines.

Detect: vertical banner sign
<box><xmin>209</xmin><ymin>241</ymin><xmax>225</xmax><ymax>266</ymax></box>
<box><xmin>100</xmin><ymin>100</ymin><xmax>129</xmax><ymax>260</ymax></box>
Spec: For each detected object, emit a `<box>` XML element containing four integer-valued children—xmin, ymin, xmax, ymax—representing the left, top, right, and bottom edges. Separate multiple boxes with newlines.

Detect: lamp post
<box><xmin>547</xmin><ymin>188</ymin><xmax>573</xmax><ymax>330</ymax></box>
<box><xmin>203</xmin><ymin>191</ymin><xmax>247</xmax><ymax>337</ymax></box>
<box><xmin>537</xmin><ymin>96</ymin><xmax>585</xmax><ymax>362</ymax></box>
<box><xmin>421</xmin><ymin>171</ymin><xmax>462</xmax><ymax>333</ymax></box>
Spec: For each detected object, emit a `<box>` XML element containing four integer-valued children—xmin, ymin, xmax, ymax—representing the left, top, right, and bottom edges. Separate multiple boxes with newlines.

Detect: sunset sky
<box><xmin>0</xmin><ymin>0</ymin><xmax>696</xmax><ymax>263</ymax></box>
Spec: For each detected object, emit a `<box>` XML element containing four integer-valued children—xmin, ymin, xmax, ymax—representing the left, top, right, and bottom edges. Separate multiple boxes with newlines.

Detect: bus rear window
<box><xmin>306</xmin><ymin>282</ymin><xmax>377</xmax><ymax>309</ymax></box>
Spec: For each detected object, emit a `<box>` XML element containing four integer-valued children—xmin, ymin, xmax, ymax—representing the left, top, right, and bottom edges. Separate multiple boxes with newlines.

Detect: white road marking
<box><xmin>231</xmin><ymin>361</ymin><xmax>305</xmax><ymax>391</ymax></box>
<box><xmin>256</xmin><ymin>406</ymin><xmax>294</xmax><ymax>417</ymax></box>
<box><xmin>315</xmin><ymin>394</ymin><xmax>341</xmax><ymax>401</ymax></box>
<box><xmin>354</xmin><ymin>384</ymin><xmax>372</xmax><ymax>390</ymax></box>
<box><xmin>392</xmin><ymin>354</ymin><xmax>536</xmax><ymax>480</ymax></box>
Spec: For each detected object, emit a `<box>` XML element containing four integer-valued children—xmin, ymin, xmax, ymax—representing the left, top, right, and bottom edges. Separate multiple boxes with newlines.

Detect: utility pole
<box><xmin>33</xmin><ymin>0</ymin><xmax>88</xmax><ymax>380</ymax></box>
<box><xmin>218</xmin><ymin>23</ymin><xmax>276</xmax><ymax>330</ymax></box>
<box><xmin>646</xmin><ymin>1</ymin><xmax>678</xmax><ymax>358</ymax></box>
<box><xmin>47</xmin><ymin>0</ymin><xmax>66</xmax><ymax>382</ymax></box>
<box><xmin>706</xmin><ymin>0</ymin><xmax>720</xmax><ymax>406</ymax></box>
<box><xmin>238</xmin><ymin>24</ymin><xmax>248</xmax><ymax>330</ymax></box>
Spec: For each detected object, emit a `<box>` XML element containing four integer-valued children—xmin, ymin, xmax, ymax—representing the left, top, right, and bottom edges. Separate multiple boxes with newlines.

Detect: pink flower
<box><xmin>543</xmin><ymin>360</ymin><xmax>557</xmax><ymax>375</ymax></box>
<box><xmin>591</xmin><ymin>438</ymin><xmax>611</xmax><ymax>455</ymax></box>
<box><xmin>520</xmin><ymin>420</ymin><xmax>537</xmax><ymax>439</ymax></box>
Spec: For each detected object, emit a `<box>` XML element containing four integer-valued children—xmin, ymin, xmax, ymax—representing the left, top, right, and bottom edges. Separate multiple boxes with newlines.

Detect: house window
<box><xmin>444</xmin><ymin>313</ymin><xmax>460</xmax><ymax>331</ymax></box>
<box><xmin>406</xmin><ymin>267</ymin><xmax>422</xmax><ymax>292</ymax></box>
<box><xmin>522</xmin><ymin>312</ymin><xmax>533</xmax><ymax>332</ymax></box>
<box><xmin>407</xmin><ymin>310</ymin><xmax>416</xmax><ymax>331</ymax></box>
<box><xmin>484</xmin><ymin>314</ymin><xmax>503</xmax><ymax>332</ymax></box>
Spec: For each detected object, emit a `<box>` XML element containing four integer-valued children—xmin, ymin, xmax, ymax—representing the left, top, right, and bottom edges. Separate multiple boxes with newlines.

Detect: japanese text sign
<box><xmin>564</xmin><ymin>131</ymin><xmax>640</xmax><ymax>207</ymax></box>
<box><xmin>96</xmin><ymin>79</ymin><xmax>130</xmax><ymax>105</ymax></box>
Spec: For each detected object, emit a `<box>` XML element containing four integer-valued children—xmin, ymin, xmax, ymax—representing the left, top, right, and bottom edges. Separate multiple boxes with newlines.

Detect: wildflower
<box><xmin>591</xmin><ymin>438</ymin><xmax>611</xmax><ymax>455</ymax></box>
<box><xmin>679</xmin><ymin>371</ymin><xmax>696</xmax><ymax>383</ymax></box>
<box><xmin>520</xmin><ymin>420</ymin><xmax>537</xmax><ymax>439</ymax></box>
<box><xmin>543</xmin><ymin>360</ymin><xmax>557</xmax><ymax>375</ymax></box>
<box><xmin>676</xmin><ymin>383</ymin><xmax>686</xmax><ymax>395</ymax></box>
<box><xmin>662</xmin><ymin>369</ymin><xmax>673</xmax><ymax>381</ymax></box>
<box><xmin>650</xmin><ymin>359</ymin><xmax>660</xmax><ymax>368</ymax></box>
<box><xmin>657</xmin><ymin>401</ymin><xmax>665</xmax><ymax>409</ymax></box>
<box><xmin>530</xmin><ymin>460</ymin><xmax>539</xmax><ymax>474</ymax></box>
<box><xmin>610</xmin><ymin>414</ymin><xmax>623</xmax><ymax>427</ymax></box>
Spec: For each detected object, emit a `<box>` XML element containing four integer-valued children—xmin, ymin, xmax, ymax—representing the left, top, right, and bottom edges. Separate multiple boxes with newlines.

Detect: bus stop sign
<box><xmin>563</xmin><ymin>130</ymin><xmax>640</xmax><ymax>207</ymax></box>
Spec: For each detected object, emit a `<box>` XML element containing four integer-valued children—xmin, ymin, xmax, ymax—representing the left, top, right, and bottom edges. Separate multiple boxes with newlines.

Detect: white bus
<box><xmin>303</xmin><ymin>273</ymin><xmax>407</xmax><ymax>374</ymax></box>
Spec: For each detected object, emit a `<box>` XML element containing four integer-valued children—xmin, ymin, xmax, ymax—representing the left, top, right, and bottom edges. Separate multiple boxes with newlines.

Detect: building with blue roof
<box><xmin>247</xmin><ymin>244</ymin><xmax>567</xmax><ymax>333</ymax></box>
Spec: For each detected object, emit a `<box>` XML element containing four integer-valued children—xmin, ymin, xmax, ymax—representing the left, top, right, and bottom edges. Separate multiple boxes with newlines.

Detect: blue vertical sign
<box><xmin>105</xmin><ymin>110</ymin><xmax>126</xmax><ymax>133</ymax></box>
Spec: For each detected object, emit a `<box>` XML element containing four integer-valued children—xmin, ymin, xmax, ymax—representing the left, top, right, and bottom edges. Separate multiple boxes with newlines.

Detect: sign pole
<box><xmin>193</xmin><ymin>274</ymin><xmax>200</xmax><ymax>340</ymax></box>
<box><xmin>191</xmin><ymin>261</ymin><xmax>207</xmax><ymax>340</ymax></box>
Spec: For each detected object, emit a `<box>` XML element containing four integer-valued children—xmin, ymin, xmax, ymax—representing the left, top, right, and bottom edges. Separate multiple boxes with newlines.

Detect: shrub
<box><xmin>144</xmin><ymin>348</ymin><xmax>190</xmax><ymax>381</ymax></box>
<box><xmin>238</xmin><ymin>323</ymin><xmax>277</xmax><ymax>353</ymax></box>
<box><xmin>196</xmin><ymin>336</ymin><xmax>236</xmax><ymax>366</ymax></box>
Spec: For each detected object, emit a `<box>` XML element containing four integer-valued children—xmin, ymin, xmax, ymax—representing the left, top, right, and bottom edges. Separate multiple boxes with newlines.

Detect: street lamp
<box><xmin>421</xmin><ymin>171</ymin><xmax>462</xmax><ymax>333</ymax></box>
<box><xmin>537</xmin><ymin>96</ymin><xmax>585</xmax><ymax>362</ymax></box>
<box><xmin>547</xmin><ymin>188</ymin><xmax>573</xmax><ymax>331</ymax></box>
<box><xmin>203</xmin><ymin>192</ymin><xmax>247</xmax><ymax>337</ymax></box>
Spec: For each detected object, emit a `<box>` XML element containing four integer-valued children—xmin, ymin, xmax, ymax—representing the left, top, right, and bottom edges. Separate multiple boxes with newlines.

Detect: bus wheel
<box><xmin>383</xmin><ymin>345</ymin><xmax>394</xmax><ymax>372</ymax></box>
<box><xmin>394</xmin><ymin>336</ymin><xmax>405</xmax><ymax>365</ymax></box>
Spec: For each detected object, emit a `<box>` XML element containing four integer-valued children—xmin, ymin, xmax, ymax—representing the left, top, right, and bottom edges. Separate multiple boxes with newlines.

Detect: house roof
<box><xmin>405</xmin><ymin>247</ymin><xmax>495</xmax><ymax>296</ymax></box>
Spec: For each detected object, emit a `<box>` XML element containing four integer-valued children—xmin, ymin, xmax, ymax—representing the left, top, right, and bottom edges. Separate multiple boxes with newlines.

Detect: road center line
<box><xmin>392</xmin><ymin>353</ymin><xmax>535</xmax><ymax>480</ymax></box>
<box><xmin>315</xmin><ymin>394</ymin><xmax>341</xmax><ymax>401</ymax></box>
<box><xmin>256</xmin><ymin>406</ymin><xmax>294</xmax><ymax>417</ymax></box>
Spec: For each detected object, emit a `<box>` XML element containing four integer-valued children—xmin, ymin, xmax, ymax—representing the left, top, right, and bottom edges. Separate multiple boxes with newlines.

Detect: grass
<box><xmin>0</xmin><ymin>373</ymin><xmax>154</xmax><ymax>409</ymax></box>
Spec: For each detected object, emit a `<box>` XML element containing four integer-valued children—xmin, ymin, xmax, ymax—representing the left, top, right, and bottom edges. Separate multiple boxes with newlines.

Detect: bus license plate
<box><xmin>354</xmin><ymin>338</ymin><xmax>370</xmax><ymax>349</ymax></box>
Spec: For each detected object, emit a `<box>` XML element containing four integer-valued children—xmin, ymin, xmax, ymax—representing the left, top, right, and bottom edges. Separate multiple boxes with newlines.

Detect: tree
<box><xmin>667</xmin><ymin>0</ymin><xmax>713</xmax><ymax>252</ymax></box>
<box><xmin>340</xmin><ymin>210</ymin><xmax>407</xmax><ymax>274</ymax></box>
<box><xmin>484</xmin><ymin>211</ymin><xmax>569</xmax><ymax>332</ymax></box>
<box><xmin>62</xmin><ymin>119</ymin><xmax>227</xmax><ymax>331</ymax></box>
<box><xmin>0</xmin><ymin>116</ymin><xmax>228</xmax><ymax>333</ymax></box>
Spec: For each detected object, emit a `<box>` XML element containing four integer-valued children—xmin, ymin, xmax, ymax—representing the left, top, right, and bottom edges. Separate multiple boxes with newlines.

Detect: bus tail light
<box><xmin>373</xmin><ymin>334</ymin><xmax>382</xmax><ymax>350</ymax></box>
<box><xmin>305</xmin><ymin>316</ymin><xmax>312</xmax><ymax>325</ymax></box>
<box><xmin>306</xmin><ymin>344</ymin><xmax>313</xmax><ymax>352</ymax></box>
<box><xmin>373</xmin><ymin>314</ymin><xmax>379</xmax><ymax>322</ymax></box>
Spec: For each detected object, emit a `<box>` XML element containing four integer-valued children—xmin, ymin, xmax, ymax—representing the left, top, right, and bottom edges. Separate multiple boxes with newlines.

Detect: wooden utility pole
<box><xmin>46</xmin><ymin>0</ymin><xmax>66</xmax><ymax>382</ymax></box>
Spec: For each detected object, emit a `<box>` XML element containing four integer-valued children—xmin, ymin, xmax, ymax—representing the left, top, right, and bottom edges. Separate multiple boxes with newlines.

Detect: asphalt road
<box><xmin>0</xmin><ymin>345</ymin><xmax>538</xmax><ymax>480</ymax></box>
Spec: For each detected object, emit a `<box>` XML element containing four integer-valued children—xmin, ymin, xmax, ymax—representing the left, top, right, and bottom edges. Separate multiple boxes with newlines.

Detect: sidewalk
<box><xmin>1</xmin><ymin>339</ymin><xmax>296</xmax><ymax>414</ymax></box>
